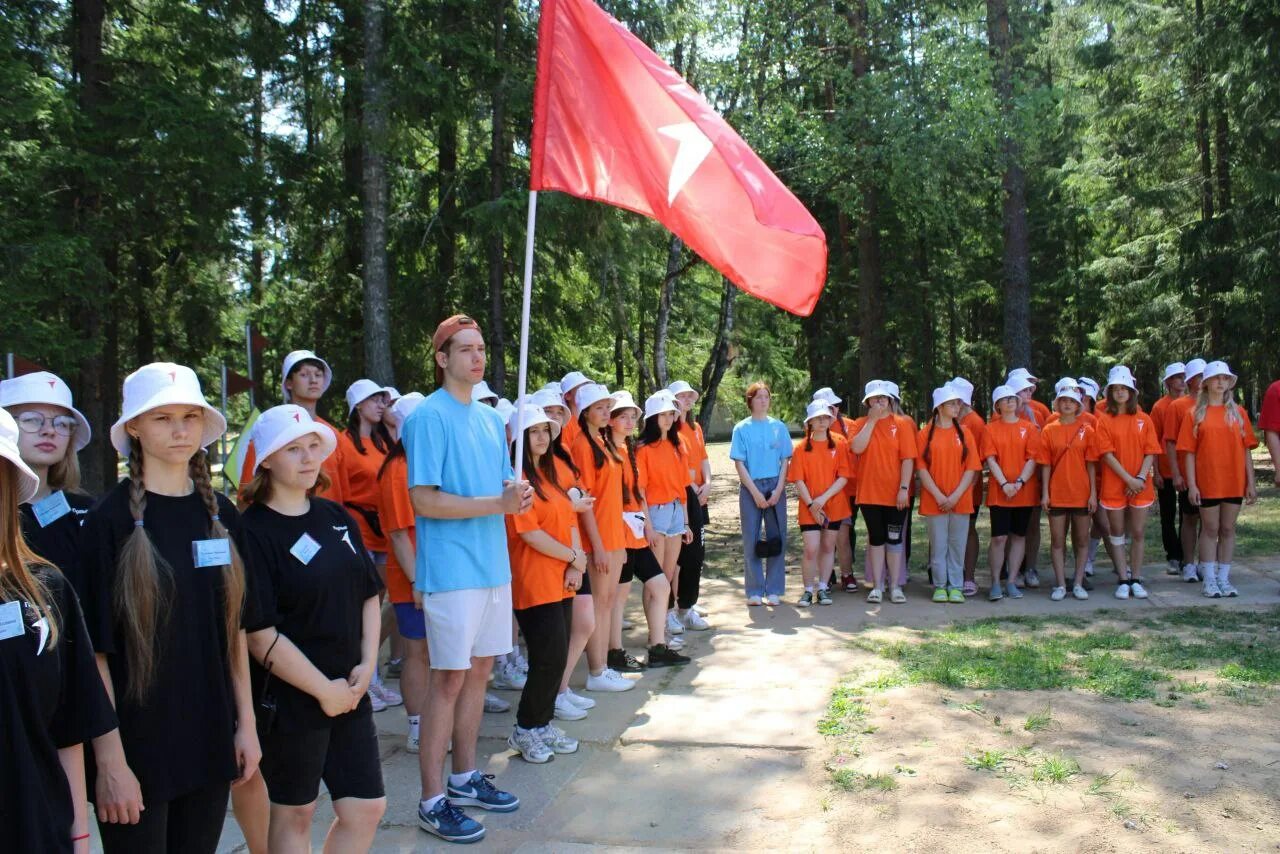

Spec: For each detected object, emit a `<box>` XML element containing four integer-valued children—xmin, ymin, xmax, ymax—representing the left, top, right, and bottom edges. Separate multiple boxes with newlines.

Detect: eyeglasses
<box><xmin>15</xmin><ymin>412</ymin><xmax>78</xmax><ymax>437</ymax></box>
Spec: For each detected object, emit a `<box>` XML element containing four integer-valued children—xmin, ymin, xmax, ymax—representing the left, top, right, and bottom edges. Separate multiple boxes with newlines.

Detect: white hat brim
<box><xmin>110</xmin><ymin>389</ymin><xmax>228</xmax><ymax>457</ymax></box>
<box><xmin>0</xmin><ymin>440</ymin><xmax>40</xmax><ymax>503</ymax></box>
<box><xmin>2</xmin><ymin>398</ymin><xmax>93</xmax><ymax>452</ymax></box>
<box><xmin>253</xmin><ymin>421</ymin><xmax>338</xmax><ymax>475</ymax></box>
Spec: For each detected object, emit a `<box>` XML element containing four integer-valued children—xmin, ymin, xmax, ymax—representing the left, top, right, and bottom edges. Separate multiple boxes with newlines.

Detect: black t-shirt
<box><xmin>241</xmin><ymin>498</ymin><xmax>383</xmax><ymax>732</ymax></box>
<box><xmin>78</xmin><ymin>479</ymin><xmax>245</xmax><ymax>804</ymax></box>
<box><xmin>20</xmin><ymin>490</ymin><xmax>94</xmax><ymax>589</ymax></box>
<box><xmin>1</xmin><ymin>569</ymin><xmax>117</xmax><ymax>854</ymax></box>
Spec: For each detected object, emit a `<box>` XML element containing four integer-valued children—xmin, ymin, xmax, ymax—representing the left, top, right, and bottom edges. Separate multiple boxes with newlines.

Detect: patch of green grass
<box><xmin>818</xmin><ymin>684</ymin><xmax>870</xmax><ymax>736</ymax></box>
<box><xmin>964</xmin><ymin>749</ymin><xmax>1008</xmax><ymax>772</ymax></box>
<box><xmin>831</xmin><ymin>769</ymin><xmax>899</xmax><ymax>792</ymax></box>
<box><xmin>1023</xmin><ymin>706</ymin><xmax>1053</xmax><ymax>732</ymax></box>
<box><xmin>1169</xmin><ymin>679</ymin><xmax>1209</xmax><ymax>694</ymax></box>
<box><xmin>1031</xmin><ymin>753</ymin><xmax>1081</xmax><ymax>784</ymax></box>
<box><xmin>941</xmin><ymin>695</ymin><xmax>986</xmax><ymax>715</ymax></box>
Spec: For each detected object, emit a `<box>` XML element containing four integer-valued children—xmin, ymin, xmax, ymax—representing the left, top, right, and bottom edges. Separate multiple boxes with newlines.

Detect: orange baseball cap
<box><xmin>432</xmin><ymin>314</ymin><xmax>481</xmax><ymax>351</ymax></box>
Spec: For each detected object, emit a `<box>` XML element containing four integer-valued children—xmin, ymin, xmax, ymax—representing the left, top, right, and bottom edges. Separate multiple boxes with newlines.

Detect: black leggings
<box><xmin>676</xmin><ymin>486</ymin><xmax>708</xmax><ymax>609</ymax></box>
<box><xmin>513</xmin><ymin>598</ymin><xmax>573</xmax><ymax>730</ymax></box>
<box><xmin>97</xmin><ymin>779</ymin><xmax>230</xmax><ymax>854</ymax></box>
<box><xmin>1157</xmin><ymin>480</ymin><xmax>1182</xmax><ymax>562</ymax></box>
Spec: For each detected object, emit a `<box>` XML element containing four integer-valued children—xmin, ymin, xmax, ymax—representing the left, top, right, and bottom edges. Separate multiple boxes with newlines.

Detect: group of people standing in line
<box><xmin>3</xmin><ymin>311</ymin><xmax>722</xmax><ymax>851</ymax></box>
<box><xmin>734</xmin><ymin>359</ymin><xmax>1270</xmax><ymax>607</ymax></box>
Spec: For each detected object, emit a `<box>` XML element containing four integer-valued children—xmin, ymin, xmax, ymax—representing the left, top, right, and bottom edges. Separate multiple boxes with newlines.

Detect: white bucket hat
<box><xmin>644</xmin><ymin>392</ymin><xmax>679</xmax><ymax>421</ymax></box>
<box><xmin>473</xmin><ymin>380</ymin><xmax>499</xmax><ymax>404</ymax></box>
<box><xmin>1053</xmin><ymin>377</ymin><xmax>1079</xmax><ymax>397</ymax></box>
<box><xmin>862</xmin><ymin>380</ymin><xmax>892</xmax><ymax>403</ymax></box>
<box><xmin>281</xmin><ymin>350</ymin><xmax>333</xmax><ymax>403</ymax></box>
<box><xmin>1183</xmin><ymin>358</ymin><xmax>1207</xmax><ymax>381</ymax></box>
<box><xmin>251</xmin><ymin>405</ymin><xmax>338</xmax><ymax>475</ymax></box>
<box><xmin>511</xmin><ymin>404</ymin><xmax>560</xmax><ymax>442</ymax></box>
<box><xmin>1105</xmin><ymin>365</ymin><xmax>1138</xmax><ymax>392</ymax></box>
<box><xmin>1078</xmin><ymin>377</ymin><xmax>1100</xmax><ymax>399</ymax></box>
<box><xmin>495</xmin><ymin>398</ymin><xmax>516</xmax><ymax>425</ymax></box>
<box><xmin>0</xmin><ymin>409</ymin><xmax>41</xmax><ymax>503</ymax></box>
<box><xmin>1161</xmin><ymin>362</ymin><xmax>1187</xmax><ymax>383</ymax></box>
<box><xmin>610</xmin><ymin>390</ymin><xmax>641</xmax><ymax>417</ymax></box>
<box><xmin>884</xmin><ymin>381</ymin><xmax>902</xmax><ymax>401</ymax></box>
<box><xmin>110</xmin><ymin>363</ymin><xmax>227</xmax><ymax>456</ymax></box>
<box><xmin>992</xmin><ymin>384</ymin><xmax>1018</xmax><ymax>405</ymax></box>
<box><xmin>531</xmin><ymin>388</ymin><xmax>566</xmax><ymax>412</ymax></box>
<box><xmin>388</xmin><ymin>392</ymin><xmax>425</xmax><ymax>427</ymax></box>
<box><xmin>1055</xmin><ymin>387</ymin><xmax>1083</xmax><ymax>406</ymax></box>
<box><xmin>560</xmin><ymin>371</ymin><xmax>591</xmax><ymax>399</ymax></box>
<box><xmin>949</xmin><ymin>377</ymin><xmax>975</xmax><ymax>406</ymax></box>
<box><xmin>931</xmin><ymin>385</ymin><xmax>963</xmax><ymax>411</ymax></box>
<box><xmin>812</xmin><ymin>387</ymin><xmax>842</xmax><ymax>407</ymax></box>
<box><xmin>0</xmin><ymin>371</ymin><xmax>93</xmax><ymax>451</ymax></box>
<box><xmin>800</xmin><ymin>400</ymin><xmax>831</xmax><ymax>424</ymax></box>
<box><xmin>668</xmin><ymin>380</ymin><xmax>699</xmax><ymax>400</ymax></box>
<box><xmin>382</xmin><ymin>386</ymin><xmax>403</xmax><ymax>403</ymax></box>
<box><xmin>1007</xmin><ymin>367</ymin><xmax>1039</xmax><ymax>385</ymax></box>
<box><xmin>1201</xmin><ymin>360</ymin><xmax>1238</xmax><ymax>388</ymax></box>
<box><xmin>575</xmin><ymin>383</ymin><xmax>614</xmax><ymax>413</ymax></box>
<box><xmin>1008</xmin><ymin>375</ymin><xmax>1036</xmax><ymax>395</ymax></box>
<box><xmin>345</xmin><ymin>379</ymin><xmax>386</xmax><ymax>414</ymax></box>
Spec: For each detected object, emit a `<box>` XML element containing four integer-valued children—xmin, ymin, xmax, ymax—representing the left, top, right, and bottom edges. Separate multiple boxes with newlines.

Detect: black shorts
<box><xmin>1178</xmin><ymin>490</ymin><xmax>1200</xmax><ymax>516</ymax></box>
<box><xmin>860</xmin><ymin>504</ymin><xmax>906</xmax><ymax>547</ymax></box>
<box><xmin>1198</xmin><ymin>496</ymin><xmax>1243</xmax><ymax>508</ymax></box>
<box><xmin>578</xmin><ymin>568</ymin><xmax>592</xmax><ymax>596</ymax></box>
<box><xmin>259</xmin><ymin>706</ymin><xmax>385</xmax><ymax>806</ymax></box>
<box><xmin>800</xmin><ymin>519</ymin><xmax>843</xmax><ymax>532</ymax></box>
<box><xmin>622</xmin><ymin>547</ymin><xmax>663</xmax><ymax>583</ymax></box>
<box><xmin>1048</xmin><ymin>506</ymin><xmax>1090</xmax><ymax>517</ymax></box>
<box><xmin>989</xmin><ymin>505</ymin><xmax>1033</xmax><ymax>538</ymax></box>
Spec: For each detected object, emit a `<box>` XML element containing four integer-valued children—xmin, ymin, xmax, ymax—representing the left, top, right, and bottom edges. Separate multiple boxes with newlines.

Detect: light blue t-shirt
<box><xmin>403</xmin><ymin>388</ymin><xmax>515</xmax><ymax>593</ymax></box>
<box><xmin>729</xmin><ymin>416</ymin><xmax>793</xmax><ymax>480</ymax></box>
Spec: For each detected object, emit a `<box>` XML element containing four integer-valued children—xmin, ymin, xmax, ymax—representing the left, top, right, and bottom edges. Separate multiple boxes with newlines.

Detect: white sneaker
<box><xmin>692</xmin><ymin>603</ymin><xmax>709</xmax><ymax>616</ymax></box>
<box><xmin>585</xmin><ymin>668</ymin><xmax>635</xmax><ymax>693</ymax></box>
<box><xmin>746</xmin><ymin>595</ymin><xmax>763</xmax><ymax>606</ymax></box>
<box><xmin>534</xmin><ymin>723</ymin><xmax>579</xmax><ymax>754</ymax></box>
<box><xmin>666</xmin><ymin>610</ymin><xmax>685</xmax><ymax>635</ymax></box>
<box><xmin>765</xmin><ymin>594</ymin><xmax>781</xmax><ymax>606</ymax></box>
<box><xmin>371</xmin><ymin>682</ymin><xmax>403</xmax><ymax>707</ymax></box>
<box><xmin>491</xmin><ymin>661</ymin><xmax>527</xmax><ymax>691</ymax></box>
<box><xmin>665</xmin><ymin>632</ymin><xmax>686</xmax><ymax>651</ymax></box>
<box><xmin>1167</xmin><ymin>559</ymin><xmax>1181</xmax><ymax>575</ymax></box>
<box><xmin>554</xmin><ymin>692</ymin><xmax>588</xmax><ymax>721</ymax></box>
<box><xmin>369</xmin><ymin>688</ymin><xmax>387</xmax><ymax>713</ymax></box>
<box><xmin>1050</xmin><ymin>586</ymin><xmax>1066</xmax><ymax>601</ymax></box>
<box><xmin>1130</xmin><ymin>580</ymin><xmax>1148</xmax><ymax>599</ymax></box>
<box><xmin>889</xmin><ymin>587</ymin><xmax>906</xmax><ymax>604</ymax></box>
<box><xmin>1218</xmin><ymin>570</ymin><xmax>1238</xmax><ymax>597</ymax></box>
<box><xmin>1084</xmin><ymin>561</ymin><xmax>1095</xmax><ymax>577</ymax></box>
<box><xmin>512</xmin><ymin>650</ymin><xmax>530</xmax><ymax>675</ymax></box>
<box><xmin>483</xmin><ymin>692</ymin><xmax>510</xmax><ymax>713</ymax></box>
<box><xmin>563</xmin><ymin>687</ymin><xmax>596</xmax><ymax>710</ymax></box>
<box><xmin>1183</xmin><ymin>563</ymin><xmax>1200</xmax><ymax>582</ymax></box>
<box><xmin>866</xmin><ymin>588</ymin><xmax>883</xmax><ymax>604</ymax></box>
<box><xmin>1072</xmin><ymin>584</ymin><xmax>1089</xmax><ymax>600</ymax></box>
<box><xmin>1114</xmin><ymin>582</ymin><xmax>1131</xmax><ymax>600</ymax></box>
<box><xmin>681</xmin><ymin>609</ymin><xmax>710</xmax><ymax>631</ymax></box>
<box><xmin>508</xmin><ymin>727</ymin><xmax>554</xmax><ymax>764</ymax></box>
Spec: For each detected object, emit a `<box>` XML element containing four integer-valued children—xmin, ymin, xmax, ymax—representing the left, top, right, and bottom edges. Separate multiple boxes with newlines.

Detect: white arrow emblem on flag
<box><xmin>658</xmin><ymin>122</ymin><xmax>713</xmax><ymax>205</ymax></box>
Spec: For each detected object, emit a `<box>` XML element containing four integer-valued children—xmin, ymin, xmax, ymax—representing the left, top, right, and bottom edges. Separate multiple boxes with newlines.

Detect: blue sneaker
<box><xmin>988</xmin><ymin>582</ymin><xmax>1003</xmax><ymax>602</ymax></box>
<box><xmin>1007</xmin><ymin>582</ymin><xmax>1023</xmax><ymax>599</ymax></box>
<box><xmin>418</xmin><ymin>798</ymin><xmax>485</xmax><ymax>843</ymax></box>
<box><xmin>447</xmin><ymin>772</ymin><xmax>520</xmax><ymax>813</ymax></box>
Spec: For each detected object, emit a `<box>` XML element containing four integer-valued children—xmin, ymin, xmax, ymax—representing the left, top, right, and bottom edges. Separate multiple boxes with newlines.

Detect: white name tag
<box><xmin>290</xmin><ymin>533</ymin><xmax>322</xmax><ymax>565</ymax></box>
<box><xmin>622</xmin><ymin>511</ymin><xmax>647</xmax><ymax>539</ymax></box>
<box><xmin>0</xmin><ymin>601</ymin><xmax>24</xmax><ymax>641</ymax></box>
<box><xmin>32</xmin><ymin>490</ymin><xmax>72</xmax><ymax>527</ymax></box>
<box><xmin>192</xmin><ymin>538</ymin><xmax>232</xmax><ymax>568</ymax></box>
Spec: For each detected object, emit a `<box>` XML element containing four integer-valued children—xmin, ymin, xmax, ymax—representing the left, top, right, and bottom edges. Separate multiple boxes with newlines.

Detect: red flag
<box><xmin>226</xmin><ymin>369</ymin><xmax>255</xmax><ymax>396</ymax></box>
<box><xmin>11</xmin><ymin>356</ymin><xmax>48</xmax><ymax>377</ymax></box>
<box><xmin>531</xmin><ymin>0</ymin><xmax>828</xmax><ymax>316</ymax></box>
<box><xmin>249</xmin><ymin>328</ymin><xmax>270</xmax><ymax>355</ymax></box>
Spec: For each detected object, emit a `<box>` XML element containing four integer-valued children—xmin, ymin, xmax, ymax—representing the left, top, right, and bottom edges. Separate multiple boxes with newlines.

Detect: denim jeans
<box><xmin>740</xmin><ymin>477</ymin><xmax>787</xmax><ymax>597</ymax></box>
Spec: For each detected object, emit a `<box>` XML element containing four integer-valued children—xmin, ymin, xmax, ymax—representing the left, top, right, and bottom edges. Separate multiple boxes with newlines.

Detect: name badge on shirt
<box><xmin>290</xmin><ymin>533</ymin><xmax>322</xmax><ymax>565</ymax></box>
<box><xmin>192</xmin><ymin>538</ymin><xmax>232</xmax><ymax>568</ymax></box>
<box><xmin>0</xmin><ymin>600</ymin><xmax>24</xmax><ymax>641</ymax></box>
<box><xmin>32</xmin><ymin>490</ymin><xmax>72</xmax><ymax>527</ymax></box>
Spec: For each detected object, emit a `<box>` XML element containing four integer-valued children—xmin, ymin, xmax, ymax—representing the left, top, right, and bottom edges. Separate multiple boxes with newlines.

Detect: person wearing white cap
<box><xmin>472</xmin><ymin>380</ymin><xmax>499</xmax><ymax>406</ymax></box>
<box><xmin>1151</xmin><ymin>363</ymin><xmax>1187</xmax><ymax>576</ymax></box>
<box><xmin>238</xmin><ymin>350</ymin><xmax>342</xmax><ymax>494</ymax></box>
<box><xmin>374</xmin><ymin>392</ymin><xmax>434</xmax><ymax>753</ymax></box>
<box><xmin>851</xmin><ymin>380</ymin><xmax>918</xmax><ymax>604</ymax></box>
<box><xmin>916</xmin><ymin>385</ymin><xmax>982</xmax><ymax>605</ymax></box>
<box><xmin>951</xmin><ymin>376</ymin><xmax>988</xmax><ymax>597</ymax></box>
<box><xmin>1093</xmin><ymin>365</ymin><xmax>1161</xmax><ymax>599</ymax></box>
<box><xmin>0</xmin><ymin>407</ymin><xmax>120</xmax><ymax>854</ymax></box>
<box><xmin>1039</xmin><ymin>387</ymin><xmax>1097</xmax><ymax>602</ymax></box>
<box><xmin>636</xmin><ymin>392</ymin><xmax>694</xmax><ymax>636</ymax></box>
<box><xmin>982</xmin><ymin>384</ymin><xmax>1045</xmax><ymax>601</ymax></box>
<box><xmin>1162</xmin><ymin>358</ymin><xmax>1206</xmax><ymax>583</ymax></box>
<box><xmin>559</xmin><ymin>371</ymin><xmax>592</xmax><ymax>447</ymax></box>
<box><xmin>237</xmin><ymin>406</ymin><xmax>387</xmax><ymax>850</ymax></box>
<box><xmin>786</xmin><ymin>401</ymin><xmax>854</xmax><ymax>606</ymax></box>
<box><xmin>1177</xmin><ymin>361</ymin><xmax>1258</xmax><ymax>598</ymax></box>
<box><xmin>80</xmin><ymin>363</ymin><xmax>259</xmax><ymax>852</ymax></box>
<box><xmin>1</xmin><ymin>371</ymin><xmax>96</xmax><ymax>586</ymax></box>
<box><xmin>730</xmin><ymin>382</ymin><xmax>792</xmax><ymax>606</ymax></box>
<box><xmin>669</xmin><ymin>381</ymin><xmax>712</xmax><ymax>629</ymax></box>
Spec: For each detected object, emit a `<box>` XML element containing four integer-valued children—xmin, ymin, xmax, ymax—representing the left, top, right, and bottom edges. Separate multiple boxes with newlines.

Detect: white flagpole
<box><xmin>511</xmin><ymin>190</ymin><xmax>538</xmax><ymax>478</ymax></box>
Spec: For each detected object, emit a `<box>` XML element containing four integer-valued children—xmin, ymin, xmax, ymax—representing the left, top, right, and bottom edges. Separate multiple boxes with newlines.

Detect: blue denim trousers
<box><xmin>739</xmin><ymin>476</ymin><xmax>787</xmax><ymax>597</ymax></box>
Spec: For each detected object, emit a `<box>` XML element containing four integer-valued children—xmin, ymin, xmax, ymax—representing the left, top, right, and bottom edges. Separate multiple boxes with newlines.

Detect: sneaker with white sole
<box><xmin>418</xmin><ymin>797</ymin><xmax>485</xmax><ymax>843</ymax></box>
<box><xmin>508</xmin><ymin>727</ymin><xmax>554</xmax><ymax>764</ymax></box>
<box><xmin>666</xmin><ymin>610</ymin><xmax>684</xmax><ymax>635</ymax></box>
<box><xmin>446</xmin><ymin>772</ymin><xmax>519</xmax><ymax>812</ymax></box>
<box><xmin>1166</xmin><ymin>559</ymin><xmax>1181</xmax><ymax>575</ymax></box>
<box><xmin>512</xmin><ymin>650</ymin><xmax>530</xmax><ymax>675</ymax></box>
<box><xmin>889</xmin><ymin>586</ymin><xmax>906</xmax><ymax>604</ymax></box>
<box><xmin>866</xmin><ymin>588</ymin><xmax>883</xmax><ymax>604</ymax></box>
<box><xmin>491</xmin><ymin>661</ymin><xmax>527</xmax><ymax>691</ymax></box>
<box><xmin>369</xmin><ymin>688</ymin><xmax>387</xmax><ymax>713</ymax></box>
<box><xmin>1114</xmin><ymin>581</ymin><xmax>1131</xmax><ymax>600</ymax></box>
<box><xmin>681</xmin><ymin>609</ymin><xmax>710</xmax><ymax>631</ymax></box>
<box><xmin>1084</xmin><ymin>561</ymin><xmax>1095</xmax><ymax>577</ymax></box>
<box><xmin>1024</xmin><ymin>568</ymin><xmax>1040</xmax><ymax>588</ymax></box>
<box><xmin>553</xmin><ymin>692</ymin><xmax>588</xmax><ymax>721</ymax></box>
<box><xmin>371</xmin><ymin>682</ymin><xmax>403</xmax><ymax>707</ymax></box>
<box><xmin>1219</xmin><ymin>579</ymin><xmax>1239</xmax><ymax>597</ymax></box>
<box><xmin>765</xmin><ymin>594</ymin><xmax>781</xmax><ymax>606</ymax></box>
<box><xmin>563</xmin><ymin>687</ymin><xmax>596</xmax><ymax>710</ymax></box>
<box><xmin>1203</xmin><ymin>578</ymin><xmax>1222</xmax><ymax>598</ymax></box>
<box><xmin>585</xmin><ymin>668</ymin><xmax>635</xmax><ymax>693</ymax></box>
<box><xmin>746</xmin><ymin>595</ymin><xmax>763</xmax><ymax>606</ymax></box>
<box><xmin>1072</xmin><ymin>584</ymin><xmax>1089</xmax><ymax>600</ymax></box>
<box><xmin>1007</xmin><ymin>583</ymin><xmax>1023</xmax><ymax>600</ymax></box>
<box><xmin>1182</xmin><ymin>563</ymin><xmax>1200</xmax><ymax>582</ymax></box>
<box><xmin>797</xmin><ymin>590</ymin><xmax>814</xmax><ymax>608</ymax></box>
<box><xmin>988</xmin><ymin>582</ymin><xmax>1004</xmax><ymax>601</ymax></box>
<box><xmin>1130</xmin><ymin>580</ymin><xmax>1148</xmax><ymax>599</ymax></box>
<box><xmin>816</xmin><ymin>587</ymin><xmax>833</xmax><ymax>606</ymax></box>
<box><xmin>1050</xmin><ymin>586</ymin><xmax>1066</xmax><ymax>601</ymax></box>
<box><xmin>692</xmin><ymin>603</ymin><xmax>709</xmax><ymax>616</ymax></box>
<box><xmin>483</xmin><ymin>692</ymin><xmax>511</xmax><ymax>713</ymax></box>
<box><xmin>534</xmin><ymin>724</ymin><xmax>579</xmax><ymax>754</ymax></box>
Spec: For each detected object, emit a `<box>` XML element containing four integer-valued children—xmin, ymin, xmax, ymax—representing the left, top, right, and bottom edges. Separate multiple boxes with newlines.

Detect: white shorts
<box><xmin>421</xmin><ymin>583</ymin><xmax>514</xmax><ymax>670</ymax></box>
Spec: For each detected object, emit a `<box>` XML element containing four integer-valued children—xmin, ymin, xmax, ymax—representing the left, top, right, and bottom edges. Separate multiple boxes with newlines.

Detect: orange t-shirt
<box><xmin>1163</xmin><ymin>396</ymin><xmax>1196</xmax><ymax>473</ymax></box>
<box><xmin>961</xmin><ymin>410</ymin><xmax>988</xmax><ymax>508</ymax></box>
<box><xmin>1045</xmin><ymin>410</ymin><xmax>1097</xmax><ymax>429</ymax></box>
<box><xmin>1149</xmin><ymin>395</ymin><xmax>1180</xmax><ymax>479</ymax></box>
<box><xmin>1177</xmin><ymin>405</ymin><xmax>1258</xmax><ymax>499</ymax></box>
<box><xmin>786</xmin><ymin>434</ymin><xmax>854</xmax><ymax>525</ymax></box>
<box><xmin>982</xmin><ymin>419</ymin><xmax>1044</xmax><ymax>507</ymax></box>
<box><xmin>676</xmin><ymin>420</ymin><xmax>709</xmax><ymax>486</ymax></box>
<box><xmin>334</xmin><ymin>430</ymin><xmax>388</xmax><ymax>551</ymax></box>
<box><xmin>560</xmin><ymin>416</ymin><xmax>581</xmax><ymax>450</ymax></box>
<box><xmin>840</xmin><ymin>416</ymin><xmax>861</xmax><ymax>499</ymax></box>
<box><xmin>915</xmin><ymin>423</ymin><xmax>982</xmax><ymax>516</ymax></box>
<box><xmin>376</xmin><ymin>454</ymin><xmax>416</xmax><ymax>605</ymax></box>
<box><xmin>991</xmin><ymin>399</ymin><xmax>1051</xmax><ymax>428</ymax></box>
<box><xmin>617</xmin><ymin>442</ymin><xmax>649</xmax><ymax>549</ymax></box>
<box><xmin>240</xmin><ymin>416</ymin><xmax>343</xmax><ymax>504</ymax></box>
<box><xmin>853</xmin><ymin>416</ymin><xmax>918</xmax><ymax>507</ymax></box>
<box><xmin>1040</xmin><ymin>420</ymin><xmax>1096</xmax><ymax>509</ymax></box>
<box><xmin>507</xmin><ymin>487</ymin><xmax>577</xmax><ymax>610</ymax></box>
<box><xmin>570</xmin><ymin>431</ymin><xmax>626</xmax><ymax>552</ymax></box>
<box><xmin>636</xmin><ymin>437</ymin><xmax>691</xmax><ymax>506</ymax></box>
<box><xmin>1094</xmin><ymin>409</ymin><xmax>1162</xmax><ymax>505</ymax></box>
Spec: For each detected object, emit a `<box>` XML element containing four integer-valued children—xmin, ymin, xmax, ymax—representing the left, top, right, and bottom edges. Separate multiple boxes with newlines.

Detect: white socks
<box><xmin>1219</xmin><ymin>564</ymin><xmax>1231</xmax><ymax>585</ymax></box>
<box><xmin>449</xmin><ymin>770</ymin><xmax>476</xmax><ymax>787</ymax></box>
<box><xmin>1202</xmin><ymin>562</ymin><xmax>1218</xmax><ymax>583</ymax></box>
<box><xmin>408</xmin><ymin>715</ymin><xmax>420</xmax><ymax>740</ymax></box>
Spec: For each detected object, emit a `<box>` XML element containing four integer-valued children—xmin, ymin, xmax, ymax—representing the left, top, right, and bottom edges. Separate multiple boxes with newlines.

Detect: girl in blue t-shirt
<box><xmin>729</xmin><ymin>382</ymin><xmax>792</xmax><ymax>606</ymax></box>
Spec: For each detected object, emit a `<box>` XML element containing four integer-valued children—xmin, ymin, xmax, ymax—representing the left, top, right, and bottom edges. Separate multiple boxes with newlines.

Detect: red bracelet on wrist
<box><xmin>73</xmin><ymin>834</ymin><xmax>90</xmax><ymax>842</ymax></box>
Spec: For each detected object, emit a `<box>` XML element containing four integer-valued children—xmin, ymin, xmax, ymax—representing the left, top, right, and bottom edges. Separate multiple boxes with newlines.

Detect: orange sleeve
<box><xmin>963</xmin><ymin>431</ymin><xmax>983</xmax><ymax>471</ymax></box>
<box><xmin>1162</xmin><ymin>402</ymin><xmax>1182</xmax><ymax>445</ymax></box>
<box><xmin>1176</xmin><ymin>412</ymin><xmax>1197</xmax><ymax>455</ymax></box>
<box><xmin>1094</xmin><ymin>417</ymin><xmax>1117</xmax><ymax>456</ymax></box>
<box><xmin>378</xmin><ymin>459</ymin><xmax>416</xmax><ymax>535</ymax></box>
<box><xmin>786</xmin><ymin>443</ymin><xmax>805</xmax><ymax>484</ymax></box>
<box><xmin>571</xmin><ymin>436</ymin><xmax>598</xmax><ymax>494</ymax></box>
<box><xmin>1142</xmin><ymin>416</ymin><xmax>1164</xmax><ymax>455</ymax></box>
<box><xmin>898</xmin><ymin>420</ymin><xmax>918</xmax><ymax>460</ymax></box>
<box><xmin>980</xmin><ymin>426</ymin><xmax>998</xmax><ymax>460</ymax></box>
<box><xmin>1243</xmin><ymin>410</ymin><xmax>1259</xmax><ymax>449</ymax></box>
<box><xmin>914</xmin><ymin>427</ymin><xmax>931</xmax><ymax>472</ymax></box>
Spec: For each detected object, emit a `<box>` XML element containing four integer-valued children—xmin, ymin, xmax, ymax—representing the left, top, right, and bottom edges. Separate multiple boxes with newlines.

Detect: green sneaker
<box><xmin>947</xmin><ymin>587</ymin><xmax>964</xmax><ymax>603</ymax></box>
<box><xmin>932</xmin><ymin>587</ymin><xmax>948</xmax><ymax>603</ymax></box>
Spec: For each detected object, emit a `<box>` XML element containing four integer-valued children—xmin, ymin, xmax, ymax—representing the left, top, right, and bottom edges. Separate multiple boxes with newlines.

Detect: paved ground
<box><xmin>211</xmin><ymin>548</ymin><xmax>1280</xmax><ymax>852</ymax></box>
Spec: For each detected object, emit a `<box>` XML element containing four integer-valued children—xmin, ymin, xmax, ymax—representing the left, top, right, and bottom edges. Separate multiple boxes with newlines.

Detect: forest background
<box><xmin>2</xmin><ymin>0</ymin><xmax>1278</xmax><ymax>492</ymax></box>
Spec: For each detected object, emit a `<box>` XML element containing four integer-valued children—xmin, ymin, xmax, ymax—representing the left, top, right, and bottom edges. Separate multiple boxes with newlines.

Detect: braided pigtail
<box><xmin>190</xmin><ymin>450</ymin><xmax>246</xmax><ymax>665</ymax></box>
<box><xmin>923</xmin><ymin>414</ymin><xmax>938</xmax><ymax>468</ymax></box>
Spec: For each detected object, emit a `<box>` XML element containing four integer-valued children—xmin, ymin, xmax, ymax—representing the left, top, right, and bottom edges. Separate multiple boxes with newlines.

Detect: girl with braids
<box><xmin>949</xmin><ymin>377</ymin><xmax>988</xmax><ymax>597</ymax></box>
<box><xmin>635</xmin><ymin>393</ymin><xmax>693</xmax><ymax>635</ymax></box>
<box><xmin>79</xmin><ymin>363</ymin><xmax>259</xmax><ymax>853</ymax></box>
<box><xmin>239</xmin><ymin>405</ymin><xmax>386</xmax><ymax>851</ymax></box>
<box><xmin>1</xmin><ymin>408</ymin><xmax>117</xmax><ymax>854</ymax></box>
<box><xmin>1039</xmin><ymin>387</ymin><xmax>1097</xmax><ymax>602</ymax></box>
<box><xmin>916</xmin><ymin>385</ymin><xmax>982</xmax><ymax>605</ymax></box>
<box><xmin>787</xmin><ymin>401</ymin><xmax>853</xmax><ymax>607</ymax></box>
<box><xmin>505</xmin><ymin>405</ymin><xmax>586</xmax><ymax>763</ymax></box>
<box><xmin>1177</xmin><ymin>361</ymin><xmax>1259</xmax><ymax>598</ymax></box>
<box><xmin>567</xmin><ymin>383</ymin><xmax>633</xmax><ymax>694</ymax></box>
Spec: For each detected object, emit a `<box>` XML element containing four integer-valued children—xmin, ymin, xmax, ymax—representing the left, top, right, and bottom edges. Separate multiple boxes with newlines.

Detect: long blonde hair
<box><xmin>47</xmin><ymin>444</ymin><xmax>82</xmax><ymax>493</ymax></box>
<box><xmin>0</xmin><ymin>459</ymin><xmax>60</xmax><ymax>647</ymax></box>
<box><xmin>116</xmin><ymin>440</ymin><xmax>245</xmax><ymax>702</ymax></box>
<box><xmin>1192</xmin><ymin>383</ymin><xmax>1243</xmax><ymax>438</ymax></box>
